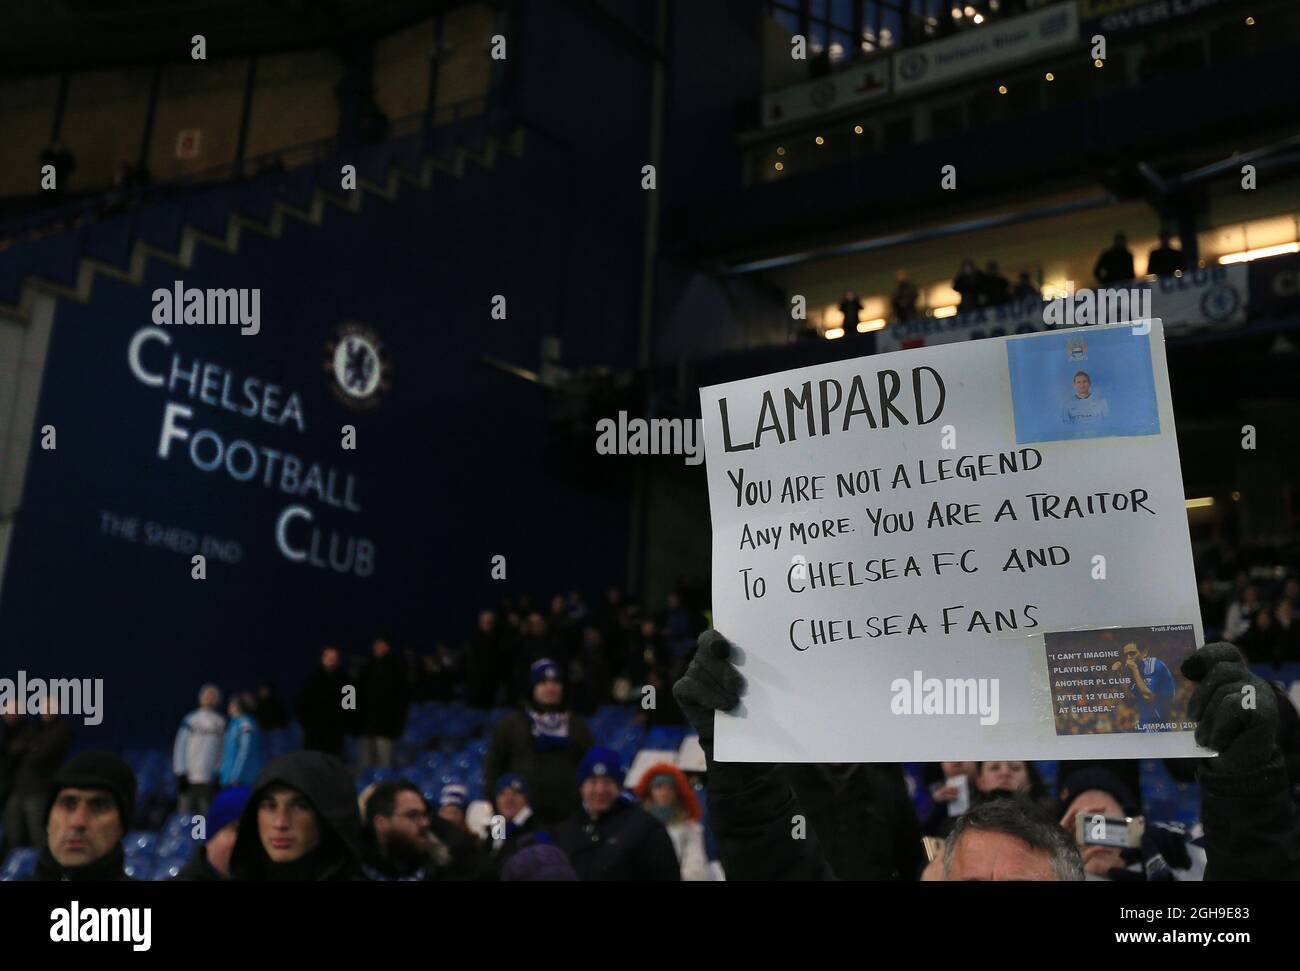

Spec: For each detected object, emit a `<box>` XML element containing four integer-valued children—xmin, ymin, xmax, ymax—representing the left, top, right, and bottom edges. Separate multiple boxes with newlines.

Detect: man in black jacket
<box><xmin>674</xmin><ymin>632</ymin><xmax>1300</xmax><ymax>881</ymax></box>
<box><xmin>1094</xmin><ymin>233</ymin><xmax>1136</xmax><ymax>285</ymax></box>
<box><xmin>30</xmin><ymin>752</ymin><xmax>136</xmax><ymax>881</ymax></box>
<box><xmin>552</xmin><ymin>747</ymin><xmax>680</xmax><ymax>881</ymax></box>
<box><xmin>483</xmin><ymin>658</ymin><xmax>594</xmax><ymax>827</ymax></box>
<box><xmin>297</xmin><ymin>646</ymin><xmax>352</xmax><ymax>758</ymax></box>
<box><xmin>358</xmin><ymin>634</ymin><xmax>410</xmax><ymax>769</ymax></box>
<box><xmin>4</xmin><ymin>700</ymin><xmax>73</xmax><ymax>850</ymax></box>
<box><xmin>229</xmin><ymin>751</ymin><xmax>365</xmax><ymax>881</ymax></box>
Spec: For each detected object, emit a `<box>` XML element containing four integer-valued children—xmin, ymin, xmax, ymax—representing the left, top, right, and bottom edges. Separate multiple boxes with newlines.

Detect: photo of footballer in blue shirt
<box><xmin>1061</xmin><ymin>370</ymin><xmax>1110</xmax><ymax>425</ymax></box>
<box><xmin>1111</xmin><ymin>640</ymin><xmax>1175</xmax><ymax>730</ymax></box>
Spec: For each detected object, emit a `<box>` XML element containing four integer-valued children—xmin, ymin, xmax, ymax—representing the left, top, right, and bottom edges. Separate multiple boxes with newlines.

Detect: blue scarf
<box><xmin>528</xmin><ymin>708</ymin><xmax>571</xmax><ymax>752</ymax></box>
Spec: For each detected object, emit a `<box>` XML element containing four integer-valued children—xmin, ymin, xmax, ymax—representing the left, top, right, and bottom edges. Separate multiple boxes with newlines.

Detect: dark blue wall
<box><xmin>1</xmin><ymin>134</ymin><xmax>640</xmax><ymax>748</ymax></box>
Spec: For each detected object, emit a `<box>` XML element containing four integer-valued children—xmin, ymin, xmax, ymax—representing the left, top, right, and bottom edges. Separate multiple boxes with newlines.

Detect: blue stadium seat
<box><xmin>644</xmin><ymin>726</ymin><xmax>688</xmax><ymax>751</ymax></box>
<box><xmin>151</xmin><ymin>855</ymin><xmax>190</xmax><ymax>881</ymax></box>
<box><xmin>0</xmin><ymin>848</ymin><xmax>39</xmax><ymax>881</ymax></box>
<box><xmin>161</xmin><ymin>812</ymin><xmax>194</xmax><ymax>841</ymax></box>
<box><xmin>124</xmin><ymin>831</ymin><xmax>158</xmax><ymax>857</ymax></box>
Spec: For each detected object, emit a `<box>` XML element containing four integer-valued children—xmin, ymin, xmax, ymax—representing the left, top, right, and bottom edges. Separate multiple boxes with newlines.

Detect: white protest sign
<box><xmin>701</xmin><ymin>320</ymin><xmax>1203</xmax><ymax>762</ymax></box>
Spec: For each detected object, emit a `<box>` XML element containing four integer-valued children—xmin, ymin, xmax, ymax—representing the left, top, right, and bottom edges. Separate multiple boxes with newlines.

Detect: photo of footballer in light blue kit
<box><xmin>1061</xmin><ymin>370</ymin><xmax>1109</xmax><ymax>426</ymax></box>
<box><xmin>1006</xmin><ymin>326</ymin><xmax>1160</xmax><ymax>444</ymax></box>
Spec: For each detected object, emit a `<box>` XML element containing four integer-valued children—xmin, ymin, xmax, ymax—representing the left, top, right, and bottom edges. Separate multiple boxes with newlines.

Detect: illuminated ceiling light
<box><xmin>973</xmin><ymin>14</ymin><xmax>984</xmax><ymax>23</ymax></box>
<box><xmin>815</xmin><ymin>135</ymin><xmax>825</xmax><ymax>145</ymax></box>
<box><xmin>1231</xmin><ymin>491</ymin><xmax>1242</xmax><ymax>501</ymax></box>
<box><xmin>1045</xmin><ymin>72</ymin><xmax>1054</xmax><ymax>81</ymax></box>
<box><xmin>997</xmin><ymin>84</ymin><xmax>1008</xmax><ymax>94</ymax></box>
<box><xmin>776</xmin><ymin>146</ymin><xmax>786</xmax><ymax>156</ymax></box>
<box><xmin>856</xmin><ymin>318</ymin><xmax>887</xmax><ymax>333</ymax></box>
<box><xmin>1094</xmin><ymin>58</ymin><xmax>1104</xmax><ymax>68</ymax></box>
<box><xmin>1185</xmin><ymin>497</ymin><xmax>1215</xmax><ymax>509</ymax></box>
<box><xmin>1219</xmin><ymin>242</ymin><xmax>1300</xmax><ymax>264</ymax></box>
<box><xmin>774</xmin><ymin>161</ymin><xmax>784</xmax><ymax>171</ymax></box>
<box><xmin>824</xmin><ymin>327</ymin><xmax>845</xmax><ymax>340</ymax></box>
<box><xmin>964</xmin><ymin>5</ymin><xmax>976</xmax><ymax>15</ymax></box>
<box><xmin>1245</xmin><ymin>16</ymin><xmax>1255</xmax><ymax>25</ymax></box>
<box><xmin>932</xmin><ymin>305</ymin><xmax>959</xmax><ymax>318</ymax></box>
<box><xmin>853</xmin><ymin>125</ymin><xmax>864</xmax><ymax>134</ymax></box>
<box><xmin>951</xmin><ymin>7</ymin><xmax>963</xmax><ymax>19</ymax></box>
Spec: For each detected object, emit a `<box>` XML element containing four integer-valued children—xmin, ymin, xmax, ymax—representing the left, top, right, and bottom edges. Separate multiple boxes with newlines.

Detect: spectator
<box><xmin>4</xmin><ymin>696</ymin><xmax>73</xmax><ymax>850</ymax></box>
<box><xmin>1240</xmin><ymin>606</ymin><xmax>1282</xmax><ymax>667</ymax></box>
<box><xmin>360</xmin><ymin>779</ymin><xmax>477</xmax><ymax>881</ymax></box>
<box><xmin>297</xmin><ymin>646</ymin><xmax>352</xmax><ymax>758</ymax></box>
<box><xmin>484</xmin><ymin>657</ymin><xmax>594</xmax><ymax>828</ymax></box>
<box><xmin>1224</xmin><ymin>584</ymin><xmax>1261</xmax><ymax>642</ymax></box>
<box><xmin>219</xmin><ymin>692</ymin><xmax>264</xmax><ymax>788</ymax></box>
<box><xmin>975</xmin><ymin>760</ymin><xmax>1046</xmax><ymax>801</ymax></box>
<box><xmin>782</xmin><ymin>761</ymin><xmax>924</xmax><ymax>879</ymax></box>
<box><xmin>358</xmin><ymin>633</ymin><xmax>410</xmax><ymax>769</ymax></box>
<box><xmin>467</xmin><ymin>609</ymin><xmax>505</xmax><ymax>708</ymax></box>
<box><xmin>1058</xmin><ymin>767</ymin><xmax>1135</xmax><ymax>878</ymax></box>
<box><xmin>30</xmin><ymin>752</ymin><xmax>136</xmax><ymax>881</ymax></box>
<box><xmin>923</xmin><ymin>760</ymin><xmax>978</xmax><ymax>837</ymax></box>
<box><xmin>1011</xmin><ymin>271</ymin><xmax>1041</xmax><ymax>302</ymax></box>
<box><xmin>633</xmin><ymin>763</ymin><xmax>715</xmax><ymax>880</ymax></box>
<box><xmin>253</xmin><ymin>681</ymin><xmax>289</xmax><ymax>732</ymax></box>
<box><xmin>175</xmin><ymin>785</ymin><xmax>249</xmax><ymax>881</ymax></box>
<box><xmin>552</xmin><ymin>747</ymin><xmax>680</xmax><ymax>881</ymax></box>
<box><xmin>837</xmin><ymin>289</ymin><xmax>863</xmax><ymax>331</ymax></box>
<box><xmin>943</xmin><ymin>796</ymin><xmax>1083</xmax><ymax>880</ymax></box>
<box><xmin>515</xmin><ymin>612</ymin><xmax>560</xmax><ymax>699</ymax></box>
<box><xmin>500</xmin><ymin>836</ymin><xmax>579</xmax><ymax>880</ymax></box>
<box><xmin>481</xmin><ymin>773</ymin><xmax>541</xmax><ymax>878</ymax></box>
<box><xmin>229</xmin><ymin>752</ymin><xmax>365</xmax><ymax>881</ymax></box>
<box><xmin>172</xmin><ymin>683</ymin><xmax>226</xmax><ymax>816</ymax></box>
<box><xmin>436</xmin><ymin>782</ymin><xmax>471</xmax><ymax>832</ymax></box>
<box><xmin>1094</xmin><ymin>233</ymin><xmax>1136</xmax><ymax>285</ymax></box>
<box><xmin>0</xmin><ymin>700</ymin><xmax>30</xmax><ymax>827</ymax></box>
<box><xmin>952</xmin><ymin>259</ymin><xmax>980</xmax><ymax>312</ymax></box>
<box><xmin>1146</xmin><ymin>231</ymin><xmax>1186</xmax><ymax>277</ymax></box>
<box><xmin>890</xmin><ymin>270</ymin><xmax>919</xmax><ymax>323</ymax></box>
<box><xmin>977</xmin><ymin>260</ymin><xmax>1010</xmax><ymax>307</ymax></box>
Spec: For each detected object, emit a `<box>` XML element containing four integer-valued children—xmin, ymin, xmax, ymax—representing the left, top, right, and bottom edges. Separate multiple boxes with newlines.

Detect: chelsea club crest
<box><xmin>324</xmin><ymin>323</ymin><xmax>390</xmax><ymax>410</ymax></box>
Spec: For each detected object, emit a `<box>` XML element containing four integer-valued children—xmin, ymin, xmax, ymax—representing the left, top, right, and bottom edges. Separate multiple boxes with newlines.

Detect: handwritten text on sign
<box><xmin>700</xmin><ymin>321</ymin><xmax>1202</xmax><ymax>762</ymax></box>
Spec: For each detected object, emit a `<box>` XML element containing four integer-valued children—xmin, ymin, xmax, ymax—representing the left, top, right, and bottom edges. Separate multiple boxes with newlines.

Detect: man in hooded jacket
<box><xmin>229</xmin><ymin>751</ymin><xmax>365</xmax><ymax>881</ymax></box>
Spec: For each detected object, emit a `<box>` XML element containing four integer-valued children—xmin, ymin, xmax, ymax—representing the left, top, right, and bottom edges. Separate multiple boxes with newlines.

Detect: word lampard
<box><xmin>0</xmin><ymin>672</ymin><xmax>103</xmax><ymax>726</ymax></box>
<box><xmin>890</xmin><ymin>670</ymin><xmax>1000</xmax><ymax>725</ymax></box>
<box><xmin>595</xmin><ymin>412</ymin><xmax>703</xmax><ymax>466</ymax></box>
<box><xmin>50</xmin><ymin>902</ymin><xmax>151</xmax><ymax>951</ymax></box>
<box><xmin>152</xmin><ymin>280</ymin><xmax>260</xmax><ymax>335</ymax></box>
<box><xmin>717</xmin><ymin>365</ymin><xmax>947</xmax><ymax>452</ymax></box>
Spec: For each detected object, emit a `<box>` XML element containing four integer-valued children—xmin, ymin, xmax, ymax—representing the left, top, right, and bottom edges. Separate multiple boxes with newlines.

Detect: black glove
<box><xmin>672</xmin><ymin>630</ymin><xmax>746</xmax><ymax>745</ymax></box>
<box><xmin>1181</xmin><ymin>641</ymin><xmax>1277</xmax><ymax>776</ymax></box>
